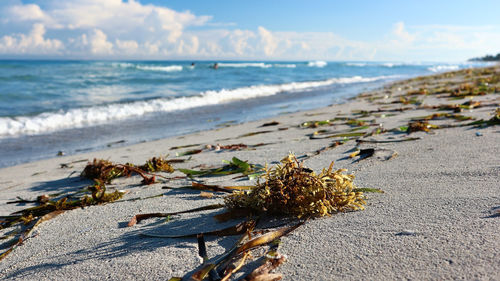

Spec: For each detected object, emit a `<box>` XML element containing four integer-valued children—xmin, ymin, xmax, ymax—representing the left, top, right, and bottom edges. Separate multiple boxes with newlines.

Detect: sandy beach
<box><xmin>1</xmin><ymin>67</ymin><xmax>499</xmax><ymax>280</ymax></box>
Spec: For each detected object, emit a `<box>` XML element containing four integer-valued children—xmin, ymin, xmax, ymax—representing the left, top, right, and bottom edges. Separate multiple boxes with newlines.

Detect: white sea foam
<box><xmin>307</xmin><ymin>61</ymin><xmax>327</xmax><ymax>67</ymax></box>
<box><xmin>218</xmin><ymin>63</ymin><xmax>296</xmax><ymax>68</ymax></box>
<box><xmin>428</xmin><ymin>65</ymin><xmax>459</xmax><ymax>72</ymax></box>
<box><xmin>113</xmin><ymin>62</ymin><xmax>135</xmax><ymax>68</ymax></box>
<box><xmin>0</xmin><ymin>75</ymin><xmax>392</xmax><ymax>137</ymax></box>
<box><xmin>346</xmin><ymin>63</ymin><xmax>368</xmax><ymax>67</ymax></box>
<box><xmin>136</xmin><ymin>65</ymin><xmax>183</xmax><ymax>72</ymax></box>
<box><xmin>273</xmin><ymin>64</ymin><xmax>296</xmax><ymax>68</ymax></box>
<box><xmin>382</xmin><ymin>63</ymin><xmax>403</xmax><ymax>68</ymax></box>
<box><xmin>217</xmin><ymin>63</ymin><xmax>272</xmax><ymax>68</ymax></box>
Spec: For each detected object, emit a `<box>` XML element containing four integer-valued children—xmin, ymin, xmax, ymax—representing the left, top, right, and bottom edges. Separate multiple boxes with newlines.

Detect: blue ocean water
<box><xmin>0</xmin><ymin>60</ymin><xmax>489</xmax><ymax>167</ymax></box>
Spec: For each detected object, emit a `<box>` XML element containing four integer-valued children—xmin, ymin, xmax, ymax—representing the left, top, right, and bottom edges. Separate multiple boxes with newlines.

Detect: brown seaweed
<box><xmin>176</xmin><ymin>149</ymin><xmax>203</xmax><ymax>157</ymax></box>
<box><xmin>183</xmin><ymin>222</ymin><xmax>301</xmax><ymax>281</ymax></box>
<box><xmin>178</xmin><ymin>157</ymin><xmax>265</xmax><ymax>179</ymax></box>
<box><xmin>139</xmin><ymin>157</ymin><xmax>175</xmax><ymax>173</ymax></box>
<box><xmin>349</xmin><ymin>148</ymin><xmax>375</xmax><ymax>161</ymax></box>
<box><xmin>225</xmin><ymin>154</ymin><xmax>366</xmax><ymax>218</ymax></box>
<box><xmin>162</xmin><ymin>182</ymin><xmax>253</xmax><ymax>193</ymax></box>
<box><xmin>127</xmin><ymin>204</ymin><xmax>224</xmax><ymax>227</ymax></box>
<box><xmin>411</xmin><ymin>113</ymin><xmax>474</xmax><ymax>122</ymax></box>
<box><xmin>406</xmin><ymin>121</ymin><xmax>440</xmax><ymax>134</ymax></box>
<box><xmin>356</xmin><ymin>137</ymin><xmax>421</xmax><ymax>144</ymax></box>
<box><xmin>260</xmin><ymin>121</ymin><xmax>280</xmax><ymax>127</ymax></box>
<box><xmin>169</xmin><ymin>143</ymin><xmax>202</xmax><ymax>150</ymax></box>
<box><xmin>237</xmin><ymin>130</ymin><xmax>274</xmax><ymax>138</ymax></box>
<box><xmin>81</xmin><ymin>157</ymin><xmax>174</xmax><ymax>184</ymax></box>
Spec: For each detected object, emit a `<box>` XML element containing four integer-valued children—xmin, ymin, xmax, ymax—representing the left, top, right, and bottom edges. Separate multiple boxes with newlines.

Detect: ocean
<box><xmin>0</xmin><ymin>60</ymin><xmax>489</xmax><ymax>167</ymax></box>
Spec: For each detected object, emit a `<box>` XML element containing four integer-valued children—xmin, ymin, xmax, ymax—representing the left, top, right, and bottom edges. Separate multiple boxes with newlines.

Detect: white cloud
<box><xmin>9</xmin><ymin>4</ymin><xmax>47</xmax><ymax>21</ymax></box>
<box><xmin>0</xmin><ymin>23</ymin><xmax>63</xmax><ymax>54</ymax></box>
<box><xmin>227</xmin><ymin>29</ymin><xmax>255</xmax><ymax>56</ymax></box>
<box><xmin>377</xmin><ymin>22</ymin><xmax>500</xmax><ymax>61</ymax></box>
<box><xmin>116</xmin><ymin>39</ymin><xmax>138</xmax><ymax>54</ymax></box>
<box><xmin>258</xmin><ymin>26</ymin><xmax>277</xmax><ymax>56</ymax></box>
<box><xmin>392</xmin><ymin>22</ymin><xmax>415</xmax><ymax>44</ymax></box>
<box><xmin>0</xmin><ymin>2</ymin><xmax>499</xmax><ymax>61</ymax></box>
<box><xmin>0</xmin><ymin>0</ymin><xmax>211</xmax><ymax>52</ymax></box>
<box><xmin>89</xmin><ymin>29</ymin><xmax>113</xmax><ymax>55</ymax></box>
<box><xmin>187</xmin><ymin>36</ymin><xmax>199</xmax><ymax>55</ymax></box>
<box><xmin>144</xmin><ymin>41</ymin><xmax>160</xmax><ymax>55</ymax></box>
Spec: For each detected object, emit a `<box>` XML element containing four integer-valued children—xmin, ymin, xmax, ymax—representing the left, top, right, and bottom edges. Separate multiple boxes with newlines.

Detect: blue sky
<box><xmin>1</xmin><ymin>0</ymin><xmax>499</xmax><ymax>61</ymax></box>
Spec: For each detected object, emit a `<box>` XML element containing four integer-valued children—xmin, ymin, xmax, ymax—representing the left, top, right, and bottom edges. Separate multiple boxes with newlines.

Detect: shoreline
<box><xmin>2</xmin><ymin>59</ymin><xmax>492</xmax><ymax>169</ymax></box>
<box><xmin>0</xmin><ymin>67</ymin><xmax>499</xmax><ymax>280</ymax></box>
<box><xmin>0</xmin><ymin>75</ymin><xmax>392</xmax><ymax>169</ymax></box>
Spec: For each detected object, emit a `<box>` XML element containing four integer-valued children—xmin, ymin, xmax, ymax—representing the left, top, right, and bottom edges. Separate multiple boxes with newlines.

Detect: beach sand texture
<box><xmin>1</xmin><ymin>67</ymin><xmax>499</xmax><ymax>280</ymax></box>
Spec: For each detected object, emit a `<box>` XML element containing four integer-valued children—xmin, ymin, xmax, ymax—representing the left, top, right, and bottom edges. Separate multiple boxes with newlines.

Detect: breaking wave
<box><xmin>112</xmin><ymin>63</ymin><xmax>183</xmax><ymax>72</ymax></box>
<box><xmin>273</xmin><ymin>64</ymin><xmax>296</xmax><ymax>68</ymax></box>
<box><xmin>218</xmin><ymin>63</ymin><xmax>272</xmax><ymax>68</ymax></box>
<box><xmin>346</xmin><ymin>63</ymin><xmax>368</xmax><ymax>67</ymax></box>
<box><xmin>307</xmin><ymin>61</ymin><xmax>327</xmax><ymax>67</ymax></box>
<box><xmin>135</xmin><ymin>65</ymin><xmax>183</xmax><ymax>72</ymax></box>
<box><xmin>0</xmin><ymin>75</ymin><xmax>393</xmax><ymax>137</ymax></box>
<box><xmin>428</xmin><ymin>65</ymin><xmax>459</xmax><ymax>72</ymax></box>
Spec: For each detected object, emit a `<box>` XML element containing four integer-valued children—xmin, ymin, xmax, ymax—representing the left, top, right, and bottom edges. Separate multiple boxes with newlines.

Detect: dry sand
<box><xmin>0</xmin><ymin>67</ymin><xmax>499</xmax><ymax>280</ymax></box>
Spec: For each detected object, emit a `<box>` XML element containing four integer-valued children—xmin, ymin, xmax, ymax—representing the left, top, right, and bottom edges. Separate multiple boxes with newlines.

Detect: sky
<box><xmin>1</xmin><ymin>0</ymin><xmax>499</xmax><ymax>62</ymax></box>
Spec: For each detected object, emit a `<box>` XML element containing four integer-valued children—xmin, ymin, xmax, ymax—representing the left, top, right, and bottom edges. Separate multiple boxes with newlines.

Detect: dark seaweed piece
<box><xmin>349</xmin><ymin>148</ymin><xmax>375</xmax><ymax>161</ymax></box>
<box><xmin>356</xmin><ymin>137</ymin><xmax>421</xmax><ymax>144</ymax></box>
<box><xmin>411</xmin><ymin>113</ymin><xmax>474</xmax><ymax>122</ymax></box>
<box><xmin>176</xmin><ymin>149</ymin><xmax>203</xmax><ymax>157</ymax></box>
<box><xmin>128</xmin><ymin>204</ymin><xmax>224</xmax><ymax>226</ymax></box>
<box><xmin>260</xmin><ymin>121</ymin><xmax>280</xmax><ymax>127</ymax></box>
<box><xmin>81</xmin><ymin>158</ymin><xmax>174</xmax><ymax>185</ymax></box>
<box><xmin>406</xmin><ymin>121</ymin><xmax>440</xmax><ymax>134</ymax></box>
<box><xmin>170</xmin><ymin>143</ymin><xmax>202</xmax><ymax>150</ymax></box>
<box><xmin>141</xmin><ymin>220</ymin><xmax>255</xmax><ymax>238</ymax></box>
<box><xmin>309</xmin><ymin>132</ymin><xmax>365</xmax><ymax>140</ymax></box>
<box><xmin>300</xmin><ymin>120</ymin><xmax>333</xmax><ymax>128</ymax></box>
<box><xmin>178</xmin><ymin>157</ymin><xmax>264</xmax><ymax>179</ymax></box>
<box><xmin>139</xmin><ymin>157</ymin><xmax>175</xmax><ymax>173</ymax></box>
<box><xmin>237</xmin><ymin>130</ymin><xmax>274</xmax><ymax>138</ymax></box>
<box><xmin>81</xmin><ymin>159</ymin><xmax>132</xmax><ymax>183</ymax></box>
<box><xmin>469</xmin><ymin>108</ymin><xmax>500</xmax><ymax>127</ymax></box>
<box><xmin>163</xmin><ymin>182</ymin><xmax>253</xmax><ymax>193</ymax></box>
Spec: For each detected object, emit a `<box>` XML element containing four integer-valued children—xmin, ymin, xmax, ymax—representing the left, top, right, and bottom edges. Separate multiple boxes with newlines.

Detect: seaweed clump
<box><xmin>224</xmin><ymin>154</ymin><xmax>366</xmax><ymax>218</ymax></box>
<box><xmin>139</xmin><ymin>157</ymin><xmax>174</xmax><ymax>173</ymax></box>
<box><xmin>487</xmin><ymin>108</ymin><xmax>500</xmax><ymax>126</ymax></box>
<box><xmin>80</xmin><ymin>159</ymin><xmax>131</xmax><ymax>183</ymax></box>
<box><xmin>80</xmin><ymin>157</ymin><xmax>175</xmax><ymax>184</ymax></box>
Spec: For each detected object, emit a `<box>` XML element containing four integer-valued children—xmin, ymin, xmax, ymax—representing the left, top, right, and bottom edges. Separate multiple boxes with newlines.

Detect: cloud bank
<box><xmin>1</xmin><ymin>0</ymin><xmax>499</xmax><ymax>61</ymax></box>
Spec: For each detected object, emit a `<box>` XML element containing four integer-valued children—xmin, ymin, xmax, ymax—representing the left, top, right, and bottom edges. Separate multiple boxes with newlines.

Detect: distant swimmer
<box><xmin>191</xmin><ymin>62</ymin><xmax>195</xmax><ymax>66</ymax></box>
<box><xmin>212</xmin><ymin>63</ymin><xmax>218</xmax><ymax>69</ymax></box>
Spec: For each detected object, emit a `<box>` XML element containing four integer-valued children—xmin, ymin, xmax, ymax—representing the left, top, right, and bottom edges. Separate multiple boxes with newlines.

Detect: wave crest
<box><xmin>136</xmin><ymin>65</ymin><xmax>183</xmax><ymax>72</ymax></box>
<box><xmin>218</xmin><ymin>63</ymin><xmax>272</xmax><ymax>68</ymax></box>
<box><xmin>307</xmin><ymin>61</ymin><xmax>327</xmax><ymax>67</ymax></box>
<box><xmin>0</xmin><ymin>75</ymin><xmax>392</xmax><ymax>137</ymax></box>
<box><xmin>428</xmin><ymin>65</ymin><xmax>459</xmax><ymax>72</ymax></box>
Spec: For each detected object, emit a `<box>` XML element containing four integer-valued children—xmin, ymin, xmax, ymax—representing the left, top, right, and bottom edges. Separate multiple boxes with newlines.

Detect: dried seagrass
<box><xmin>224</xmin><ymin>154</ymin><xmax>366</xmax><ymax>218</ymax></box>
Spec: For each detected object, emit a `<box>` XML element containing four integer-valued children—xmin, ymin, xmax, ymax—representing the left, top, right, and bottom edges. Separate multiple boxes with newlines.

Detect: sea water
<box><xmin>0</xmin><ymin>60</ymin><xmax>489</xmax><ymax>167</ymax></box>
